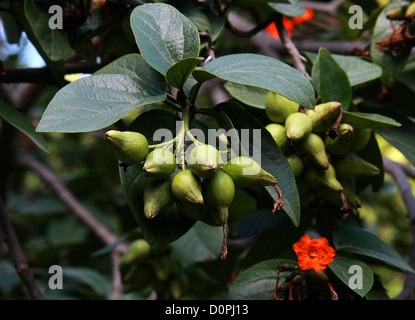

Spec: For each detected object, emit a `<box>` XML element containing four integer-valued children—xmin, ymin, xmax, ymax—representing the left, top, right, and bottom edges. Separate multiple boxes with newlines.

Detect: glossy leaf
<box><xmin>130</xmin><ymin>3</ymin><xmax>200</xmax><ymax>75</ymax></box>
<box><xmin>214</xmin><ymin>102</ymin><xmax>301</xmax><ymax>227</ymax></box>
<box><xmin>166</xmin><ymin>57</ymin><xmax>204</xmax><ymax>89</ymax></box>
<box><xmin>224</xmin><ymin>82</ymin><xmax>268</xmax><ymax>109</ymax></box>
<box><xmin>24</xmin><ymin>0</ymin><xmax>72</xmax><ymax>61</ymax></box>
<box><xmin>328</xmin><ymin>255</ymin><xmax>374</xmax><ymax>297</ymax></box>
<box><xmin>228</xmin><ymin>259</ymin><xmax>297</xmax><ymax>300</ymax></box>
<box><xmin>170</xmin><ymin>221</ymin><xmax>223</xmax><ymax>263</ymax></box>
<box><xmin>342</xmin><ymin>111</ymin><xmax>401</xmax><ymax>129</ymax></box>
<box><xmin>315</xmin><ymin>48</ymin><xmax>352</xmax><ymax>109</ymax></box>
<box><xmin>0</xmin><ymin>98</ymin><xmax>49</xmax><ymax>153</ymax></box>
<box><xmin>36</xmin><ymin>54</ymin><xmax>167</xmax><ymax>133</ymax></box>
<box><xmin>333</xmin><ymin>225</ymin><xmax>414</xmax><ymax>273</ymax></box>
<box><xmin>268</xmin><ymin>0</ymin><xmax>306</xmax><ymax>17</ymax></box>
<box><xmin>194</xmin><ymin>53</ymin><xmax>315</xmax><ymax>109</ymax></box>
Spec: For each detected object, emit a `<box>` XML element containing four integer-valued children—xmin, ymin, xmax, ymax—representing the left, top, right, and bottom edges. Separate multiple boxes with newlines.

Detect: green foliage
<box><xmin>1</xmin><ymin>0</ymin><xmax>415</xmax><ymax>301</ymax></box>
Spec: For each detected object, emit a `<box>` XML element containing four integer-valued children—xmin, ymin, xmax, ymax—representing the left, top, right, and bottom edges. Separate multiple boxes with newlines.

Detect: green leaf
<box><xmin>194</xmin><ymin>53</ymin><xmax>315</xmax><ymax>109</ymax></box>
<box><xmin>224</xmin><ymin>83</ymin><xmax>268</xmax><ymax>109</ymax></box>
<box><xmin>370</xmin><ymin>0</ymin><xmax>411</xmax><ymax>87</ymax></box>
<box><xmin>228</xmin><ymin>259</ymin><xmax>297</xmax><ymax>300</ymax></box>
<box><xmin>36</xmin><ymin>54</ymin><xmax>167</xmax><ymax>133</ymax></box>
<box><xmin>0</xmin><ymin>11</ymin><xmax>22</xmax><ymax>44</ymax></box>
<box><xmin>166</xmin><ymin>57</ymin><xmax>204</xmax><ymax>89</ymax></box>
<box><xmin>342</xmin><ymin>111</ymin><xmax>401</xmax><ymax>129</ymax></box>
<box><xmin>24</xmin><ymin>0</ymin><xmax>72</xmax><ymax>61</ymax></box>
<box><xmin>315</xmin><ymin>48</ymin><xmax>352</xmax><ymax>109</ymax></box>
<box><xmin>268</xmin><ymin>0</ymin><xmax>306</xmax><ymax>17</ymax></box>
<box><xmin>0</xmin><ymin>98</ymin><xmax>49</xmax><ymax>153</ymax></box>
<box><xmin>333</xmin><ymin>225</ymin><xmax>414</xmax><ymax>273</ymax></box>
<box><xmin>215</xmin><ymin>102</ymin><xmax>301</xmax><ymax>227</ymax></box>
<box><xmin>130</xmin><ymin>3</ymin><xmax>200</xmax><ymax>76</ymax></box>
<box><xmin>328</xmin><ymin>255</ymin><xmax>374</xmax><ymax>297</ymax></box>
<box><xmin>304</xmin><ymin>52</ymin><xmax>382</xmax><ymax>86</ymax></box>
<box><xmin>46</xmin><ymin>216</ymin><xmax>89</xmax><ymax>247</ymax></box>
<box><xmin>170</xmin><ymin>221</ymin><xmax>223</xmax><ymax>263</ymax></box>
<box><xmin>119</xmin><ymin>110</ymin><xmax>196</xmax><ymax>249</ymax></box>
<box><xmin>63</xmin><ymin>267</ymin><xmax>111</xmax><ymax>297</ymax></box>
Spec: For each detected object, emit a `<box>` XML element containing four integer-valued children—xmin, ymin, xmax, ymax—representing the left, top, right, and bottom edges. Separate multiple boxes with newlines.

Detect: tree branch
<box><xmin>383</xmin><ymin>156</ymin><xmax>415</xmax><ymax>300</ymax></box>
<box><xmin>0</xmin><ymin>198</ymin><xmax>44</xmax><ymax>300</ymax></box>
<box><xmin>16</xmin><ymin>156</ymin><xmax>129</xmax><ymax>299</ymax></box>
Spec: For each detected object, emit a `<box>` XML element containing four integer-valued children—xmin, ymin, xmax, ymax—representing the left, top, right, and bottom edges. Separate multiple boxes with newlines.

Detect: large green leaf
<box><xmin>170</xmin><ymin>221</ymin><xmax>223</xmax><ymax>263</ymax></box>
<box><xmin>328</xmin><ymin>255</ymin><xmax>374</xmax><ymax>297</ymax></box>
<box><xmin>0</xmin><ymin>98</ymin><xmax>49</xmax><ymax>153</ymax></box>
<box><xmin>63</xmin><ymin>267</ymin><xmax>111</xmax><ymax>297</ymax></box>
<box><xmin>333</xmin><ymin>225</ymin><xmax>414</xmax><ymax>273</ymax></box>
<box><xmin>130</xmin><ymin>3</ymin><xmax>200</xmax><ymax>76</ymax></box>
<box><xmin>228</xmin><ymin>259</ymin><xmax>297</xmax><ymax>300</ymax></box>
<box><xmin>342</xmin><ymin>111</ymin><xmax>401</xmax><ymax>129</ymax></box>
<box><xmin>314</xmin><ymin>48</ymin><xmax>352</xmax><ymax>109</ymax></box>
<box><xmin>119</xmin><ymin>110</ymin><xmax>196</xmax><ymax>249</ymax></box>
<box><xmin>215</xmin><ymin>102</ymin><xmax>301</xmax><ymax>227</ymax></box>
<box><xmin>24</xmin><ymin>0</ymin><xmax>72</xmax><ymax>61</ymax></box>
<box><xmin>370</xmin><ymin>0</ymin><xmax>411</xmax><ymax>87</ymax></box>
<box><xmin>304</xmin><ymin>52</ymin><xmax>382</xmax><ymax>86</ymax></box>
<box><xmin>36</xmin><ymin>54</ymin><xmax>167</xmax><ymax>133</ymax></box>
<box><xmin>224</xmin><ymin>83</ymin><xmax>268</xmax><ymax>109</ymax></box>
<box><xmin>194</xmin><ymin>53</ymin><xmax>315</xmax><ymax>109</ymax></box>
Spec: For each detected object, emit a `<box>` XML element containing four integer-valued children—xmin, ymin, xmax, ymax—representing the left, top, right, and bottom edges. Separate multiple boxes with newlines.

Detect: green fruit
<box><xmin>169</xmin><ymin>273</ymin><xmax>189</xmax><ymax>300</ymax></box>
<box><xmin>285</xmin><ymin>112</ymin><xmax>313</xmax><ymax>141</ymax></box>
<box><xmin>151</xmin><ymin>255</ymin><xmax>177</xmax><ymax>281</ymax></box>
<box><xmin>171</xmin><ymin>170</ymin><xmax>204</xmax><ymax>204</ymax></box>
<box><xmin>144</xmin><ymin>177</ymin><xmax>175</xmax><ymax>219</ymax></box>
<box><xmin>222</xmin><ymin>156</ymin><xmax>276</xmax><ymax>187</ymax></box>
<box><xmin>143</xmin><ymin>148</ymin><xmax>176</xmax><ymax>179</ymax></box>
<box><xmin>201</xmin><ymin>171</ymin><xmax>235</xmax><ymax>227</ymax></box>
<box><xmin>386</xmin><ymin>6</ymin><xmax>407</xmax><ymax>19</ymax></box>
<box><xmin>351</xmin><ymin>128</ymin><xmax>372</xmax><ymax>152</ymax></box>
<box><xmin>305</xmin><ymin>163</ymin><xmax>343</xmax><ymax>193</ymax></box>
<box><xmin>105</xmin><ymin>130</ymin><xmax>149</xmax><ymax>165</ymax></box>
<box><xmin>286</xmin><ymin>152</ymin><xmax>304</xmax><ymax>177</ymax></box>
<box><xmin>334</xmin><ymin>152</ymin><xmax>380</xmax><ymax>179</ymax></box>
<box><xmin>119</xmin><ymin>239</ymin><xmax>152</xmax><ymax>267</ymax></box>
<box><xmin>187</xmin><ymin>144</ymin><xmax>222</xmax><ymax>179</ymax></box>
<box><xmin>325</xmin><ymin>123</ymin><xmax>354</xmax><ymax>156</ymax></box>
<box><xmin>297</xmin><ymin>133</ymin><xmax>329</xmax><ymax>170</ymax></box>
<box><xmin>266</xmin><ymin>123</ymin><xmax>290</xmax><ymax>153</ymax></box>
<box><xmin>406</xmin><ymin>2</ymin><xmax>415</xmax><ymax>19</ymax></box>
<box><xmin>177</xmin><ymin>200</ymin><xmax>209</xmax><ymax>221</ymax></box>
<box><xmin>306</xmin><ymin>102</ymin><xmax>342</xmax><ymax>133</ymax></box>
<box><xmin>265</xmin><ymin>91</ymin><xmax>299</xmax><ymax>124</ymax></box>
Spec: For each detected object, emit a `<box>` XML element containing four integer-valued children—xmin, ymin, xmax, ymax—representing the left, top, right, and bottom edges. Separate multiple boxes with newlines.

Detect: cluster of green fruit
<box><xmin>105</xmin><ymin>127</ymin><xmax>283</xmax><ymax>259</ymax></box>
<box><xmin>119</xmin><ymin>238</ymin><xmax>190</xmax><ymax>299</ymax></box>
<box><xmin>386</xmin><ymin>1</ymin><xmax>415</xmax><ymax>20</ymax></box>
<box><xmin>264</xmin><ymin>92</ymin><xmax>380</xmax><ymax>217</ymax></box>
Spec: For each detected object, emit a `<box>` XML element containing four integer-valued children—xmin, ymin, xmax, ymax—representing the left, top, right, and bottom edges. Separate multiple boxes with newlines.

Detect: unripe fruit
<box><xmin>386</xmin><ymin>6</ymin><xmax>406</xmax><ymax>20</ymax></box>
<box><xmin>169</xmin><ymin>273</ymin><xmax>189</xmax><ymax>300</ymax></box>
<box><xmin>405</xmin><ymin>2</ymin><xmax>415</xmax><ymax>19</ymax></box>
<box><xmin>171</xmin><ymin>170</ymin><xmax>204</xmax><ymax>204</ymax></box>
<box><xmin>286</xmin><ymin>152</ymin><xmax>304</xmax><ymax>177</ymax></box>
<box><xmin>201</xmin><ymin>171</ymin><xmax>235</xmax><ymax>227</ymax></box>
<box><xmin>351</xmin><ymin>128</ymin><xmax>372</xmax><ymax>152</ymax></box>
<box><xmin>325</xmin><ymin>123</ymin><xmax>354</xmax><ymax>156</ymax></box>
<box><xmin>285</xmin><ymin>112</ymin><xmax>313</xmax><ymax>141</ymax></box>
<box><xmin>143</xmin><ymin>148</ymin><xmax>176</xmax><ymax>179</ymax></box>
<box><xmin>305</xmin><ymin>163</ymin><xmax>343</xmax><ymax>193</ymax></box>
<box><xmin>296</xmin><ymin>133</ymin><xmax>329</xmax><ymax>170</ymax></box>
<box><xmin>105</xmin><ymin>130</ymin><xmax>149</xmax><ymax>165</ymax></box>
<box><xmin>266</xmin><ymin>123</ymin><xmax>290</xmax><ymax>153</ymax></box>
<box><xmin>151</xmin><ymin>255</ymin><xmax>177</xmax><ymax>281</ymax></box>
<box><xmin>265</xmin><ymin>91</ymin><xmax>299</xmax><ymax>124</ymax></box>
<box><xmin>306</xmin><ymin>102</ymin><xmax>342</xmax><ymax>133</ymax></box>
<box><xmin>119</xmin><ymin>239</ymin><xmax>151</xmax><ymax>267</ymax></box>
<box><xmin>333</xmin><ymin>152</ymin><xmax>380</xmax><ymax>179</ymax></box>
<box><xmin>143</xmin><ymin>177</ymin><xmax>175</xmax><ymax>219</ymax></box>
<box><xmin>187</xmin><ymin>144</ymin><xmax>222</xmax><ymax>179</ymax></box>
<box><xmin>222</xmin><ymin>156</ymin><xmax>276</xmax><ymax>187</ymax></box>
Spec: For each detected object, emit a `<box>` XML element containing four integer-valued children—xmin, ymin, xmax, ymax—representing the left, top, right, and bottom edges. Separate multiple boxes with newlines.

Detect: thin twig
<box><xmin>274</xmin><ymin>14</ymin><xmax>312</xmax><ymax>80</ymax></box>
<box><xmin>16</xmin><ymin>156</ymin><xmax>129</xmax><ymax>299</ymax></box>
<box><xmin>383</xmin><ymin>156</ymin><xmax>415</xmax><ymax>300</ymax></box>
<box><xmin>0</xmin><ymin>198</ymin><xmax>44</xmax><ymax>300</ymax></box>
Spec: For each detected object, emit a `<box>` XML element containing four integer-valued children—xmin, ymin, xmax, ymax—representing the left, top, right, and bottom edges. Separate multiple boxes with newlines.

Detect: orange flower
<box><xmin>293</xmin><ymin>235</ymin><xmax>335</xmax><ymax>271</ymax></box>
<box><xmin>265</xmin><ymin>8</ymin><xmax>314</xmax><ymax>39</ymax></box>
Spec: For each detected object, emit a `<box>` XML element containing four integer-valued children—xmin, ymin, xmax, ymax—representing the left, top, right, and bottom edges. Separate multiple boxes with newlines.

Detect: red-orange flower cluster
<box><xmin>293</xmin><ymin>235</ymin><xmax>335</xmax><ymax>271</ymax></box>
<box><xmin>265</xmin><ymin>8</ymin><xmax>315</xmax><ymax>39</ymax></box>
